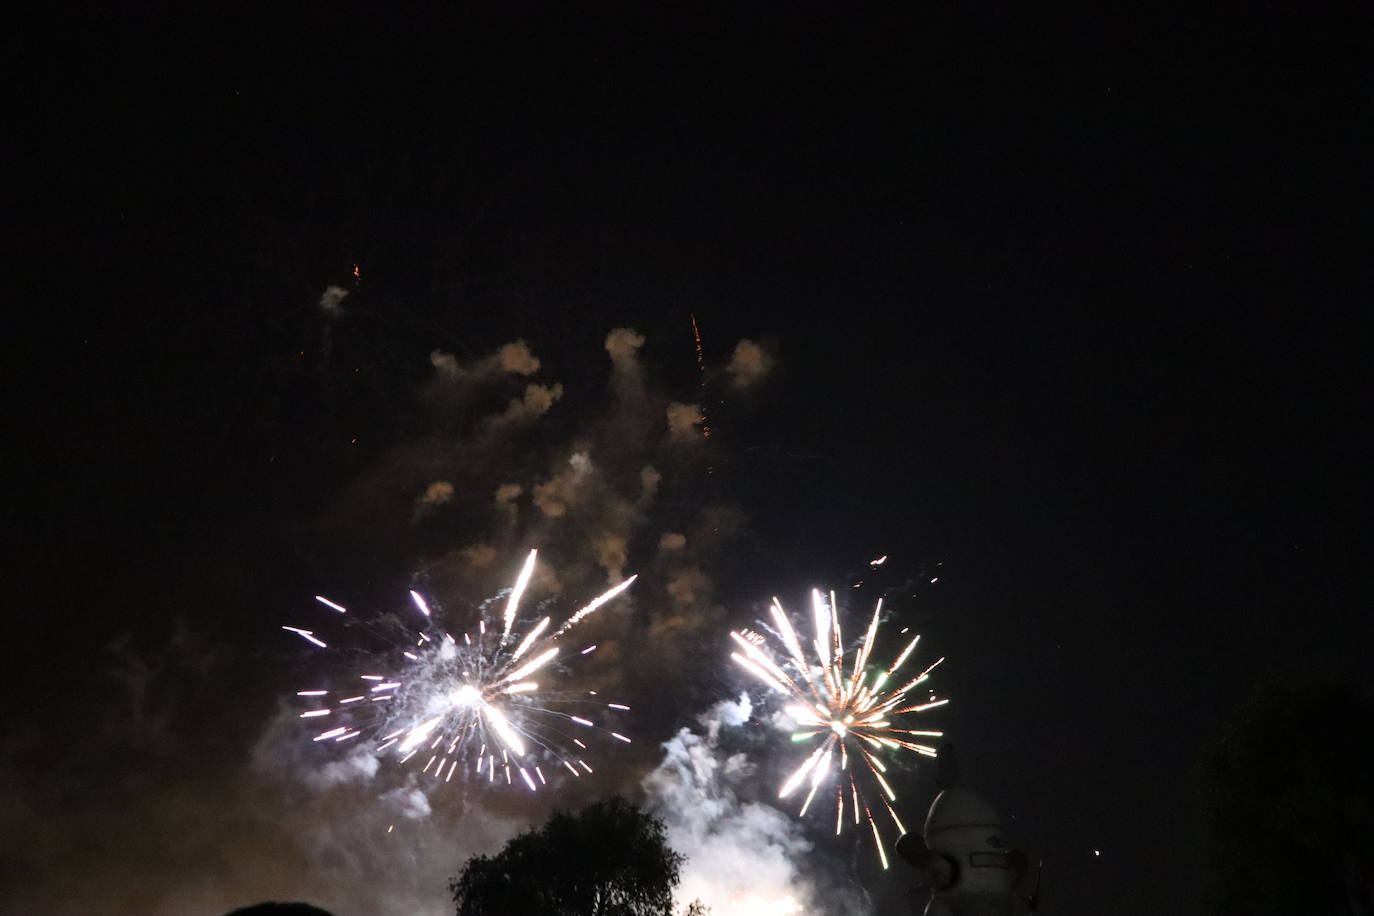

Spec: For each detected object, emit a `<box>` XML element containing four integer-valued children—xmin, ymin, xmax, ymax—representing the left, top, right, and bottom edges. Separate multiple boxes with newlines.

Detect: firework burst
<box><xmin>283</xmin><ymin>549</ymin><xmax>637</xmax><ymax>792</ymax></box>
<box><xmin>730</xmin><ymin>589</ymin><xmax>948</xmax><ymax>868</ymax></box>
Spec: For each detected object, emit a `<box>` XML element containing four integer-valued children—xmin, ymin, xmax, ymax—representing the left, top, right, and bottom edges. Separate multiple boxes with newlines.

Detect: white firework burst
<box><xmin>283</xmin><ymin>549</ymin><xmax>636</xmax><ymax>791</ymax></box>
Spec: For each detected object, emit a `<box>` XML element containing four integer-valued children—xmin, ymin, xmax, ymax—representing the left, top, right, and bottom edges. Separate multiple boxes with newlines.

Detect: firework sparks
<box><xmin>283</xmin><ymin>550</ymin><xmax>636</xmax><ymax>793</ymax></box>
<box><xmin>689</xmin><ymin>312</ymin><xmax>711</xmax><ymax>438</ymax></box>
<box><xmin>731</xmin><ymin>589</ymin><xmax>948</xmax><ymax>867</ymax></box>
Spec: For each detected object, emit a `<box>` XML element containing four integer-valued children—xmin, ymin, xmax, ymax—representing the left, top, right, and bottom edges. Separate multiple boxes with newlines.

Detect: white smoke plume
<box><xmin>644</xmin><ymin>696</ymin><xmax>818</xmax><ymax>916</ymax></box>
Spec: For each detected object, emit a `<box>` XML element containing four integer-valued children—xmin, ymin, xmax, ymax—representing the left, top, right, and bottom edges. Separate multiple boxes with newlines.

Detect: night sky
<box><xmin>8</xmin><ymin>4</ymin><xmax>1372</xmax><ymax>915</ymax></box>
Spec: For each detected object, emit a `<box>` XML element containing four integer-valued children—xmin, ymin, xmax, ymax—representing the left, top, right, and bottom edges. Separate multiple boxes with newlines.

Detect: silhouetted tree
<box><xmin>1203</xmin><ymin>682</ymin><xmax>1374</xmax><ymax>915</ymax></box>
<box><xmin>450</xmin><ymin>796</ymin><xmax>684</xmax><ymax>916</ymax></box>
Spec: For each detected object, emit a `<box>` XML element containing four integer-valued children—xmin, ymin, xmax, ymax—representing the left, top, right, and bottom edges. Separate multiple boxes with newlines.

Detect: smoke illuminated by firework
<box><xmin>282</xmin><ymin>550</ymin><xmax>637</xmax><ymax>793</ymax></box>
<box><xmin>737</xmin><ymin>895</ymin><xmax>803</xmax><ymax>916</ymax></box>
<box><xmin>731</xmin><ymin>590</ymin><xmax>948</xmax><ymax>867</ymax></box>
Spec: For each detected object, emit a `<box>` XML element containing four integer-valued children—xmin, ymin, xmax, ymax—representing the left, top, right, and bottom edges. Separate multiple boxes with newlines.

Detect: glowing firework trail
<box><xmin>689</xmin><ymin>312</ymin><xmax>711</xmax><ymax>438</ymax></box>
<box><xmin>731</xmin><ymin>589</ymin><xmax>948</xmax><ymax>867</ymax></box>
<box><xmin>551</xmin><ymin>574</ymin><xmax>637</xmax><ymax>638</ymax></box>
<box><xmin>502</xmin><ymin>548</ymin><xmax>538</xmax><ymax>641</ymax></box>
<box><xmin>282</xmin><ymin>550</ymin><xmax>637</xmax><ymax>793</ymax></box>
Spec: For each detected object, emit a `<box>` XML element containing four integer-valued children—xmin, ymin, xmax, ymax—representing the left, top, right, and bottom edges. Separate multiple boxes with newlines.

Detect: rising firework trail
<box><xmin>282</xmin><ymin>550</ymin><xmax>638</xmax><ymax>793</ymax></box>
<box><xmin>730</xmin><ymin>589</ymin><xmax>948</xmax><ymax>868</ymax></box>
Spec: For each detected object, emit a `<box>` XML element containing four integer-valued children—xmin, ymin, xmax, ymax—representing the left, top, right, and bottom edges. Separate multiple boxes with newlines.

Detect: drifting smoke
<box><xmin>454</xmin><ymin>543</ymin><xmax>497</xmax><ymax>570</ymax></box>
<box><xmin>319</xmin><ymin>285</ymin><xmax>350</xmax><ymax>316</ymax></box>
<box><xmin>605</xmin><ymin>327</ymin><xmax>647</xmax><ymax>369</ymax></box>
<box><xmin>3</xmin><ymin>326</ymin><xmax>794</xmax><ymax>916</ymax></box>
<box><xmin>532</xmin><ymin>451</ymin><xmax>594</xmax><ymax>518</ymax></box>
<box><xmin>0</xmin><ymin>624</ymin><xmax>522</xmax><ymax>916</ymax></box>
<box><xmin>643</xmin><ymin>695</ymin><xmax>859</xmax><ymax>916</ymax></box>
<box><xmin>594</xmin><ymin>534</ymin><xmax>631</xmax><ymax>581</ymax></box>
<box><xmin>429</xmin><ymin>339</ymin><xmax>542</xmax><ymax>383</ymax></box>
<box><xmin>489</xmin><ymin>381</ymin><xmax>565</xmax><ymax>426</ymax></box>
<box><xmin>419</xmin><ymin>481</ymin><xmax>455</xmax><ymax>506</ymax></box>
<box><xmin>667</xmin><ymin>568</ymin><xmax>712</xmax><ymax>607</ymax></box>
<box><xmin>726</xmin><ymin>338</ymin><xmax>774</xmax><ymax>389</ymax></box>
<box><xmin>640</xmin><ymin>465</ymin><xmax>662</xmax><ymax>499</ymax></box>
<box><xmin>667</xmin><ymin>402</ymin><xmax>706</xmax><ymax>440</ymax></box>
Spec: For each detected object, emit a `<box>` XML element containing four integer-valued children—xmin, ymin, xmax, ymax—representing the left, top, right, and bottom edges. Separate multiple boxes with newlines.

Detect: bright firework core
<box><xmin>731</xmin><ymin>589</ymin><xmax>949</xmax><ymax>868</ymax></box>
<box><xmin>284</xmin><ymin>550</ymin><xmax>638</xmax><ymax>793</ymax></box>
<box><xmin>450</xmin><ymin>684</ymin><xmax>482</xmax><ymax>706</ymax></box>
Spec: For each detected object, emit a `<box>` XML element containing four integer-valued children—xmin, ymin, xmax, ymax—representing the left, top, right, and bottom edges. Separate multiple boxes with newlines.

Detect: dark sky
<box><xmin>8</xmin><ymin>3</ymin><xmax>1372</xmax><ymax>915</ymax></box>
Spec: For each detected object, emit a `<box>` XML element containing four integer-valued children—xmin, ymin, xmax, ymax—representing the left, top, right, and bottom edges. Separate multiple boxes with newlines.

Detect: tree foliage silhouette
<box><xmin>1203</xmin><ymin>682</ymin><xmax>1374</xmax><ymax>915</ymax></box>
<box><xmin>450</xmin><ymin>796</ymin><xmax>684</xmax><ymax>916</ymax></box>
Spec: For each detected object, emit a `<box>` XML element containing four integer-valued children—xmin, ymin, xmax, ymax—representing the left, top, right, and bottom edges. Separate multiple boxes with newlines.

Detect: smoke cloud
<box><xmin>319</xmin><ymin>285</ymin><xmax>350</xmax><ymax>316</ymax></box>
<box><xmin>726</xmin><ymin>338</ymin><xmax>774</xmax><ymax>389</ymax></box>
<box><xmin>429</xmin><ymin>339</ymin><xmax>542</xmax><ymax>383</ymax></box>
<box><xmin>667</xmin><ymin>402</ymin><xmax>705</xmax><ymax>441</ymax></box>
<box><xmin>605</xmin><ymin>327</ymin><xmax>647</xmax><ymax>368</ymax></box>
<box><xmin>643</xmin><ymin>696</ymin><xmax>820</xmax><ymax>916</ymax></box>
<box><xmin>419</xmin><ymin>481</ymin><xmax>455</xmax><ymax>506</ymax></box>
<box><xmin>4</xmin><ymin>325</ymin><xmax>816</xmax><ymax>916</ymax></box>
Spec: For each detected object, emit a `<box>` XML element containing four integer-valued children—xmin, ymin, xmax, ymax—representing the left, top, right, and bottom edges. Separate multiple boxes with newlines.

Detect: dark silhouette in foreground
<box><xmin>222</xmin><ymin>905</ymin><xmax>335</xmax><ymax>916</ymax></box>
<box><xmin>450</xmin><ymin>796</ymin><xmax>683</xmax><ymax>916</ymax></box>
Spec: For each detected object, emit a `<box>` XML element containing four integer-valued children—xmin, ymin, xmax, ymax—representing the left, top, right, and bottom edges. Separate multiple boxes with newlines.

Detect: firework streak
<box><xmin>731</xmin><ymin>590</ymin><xmax>948</xmax><ymax>868</ymax></box>
<box><xmin>283</xmin><ymin>550</ymin><xmax>636</xmax><ymax>792</ymax></box>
